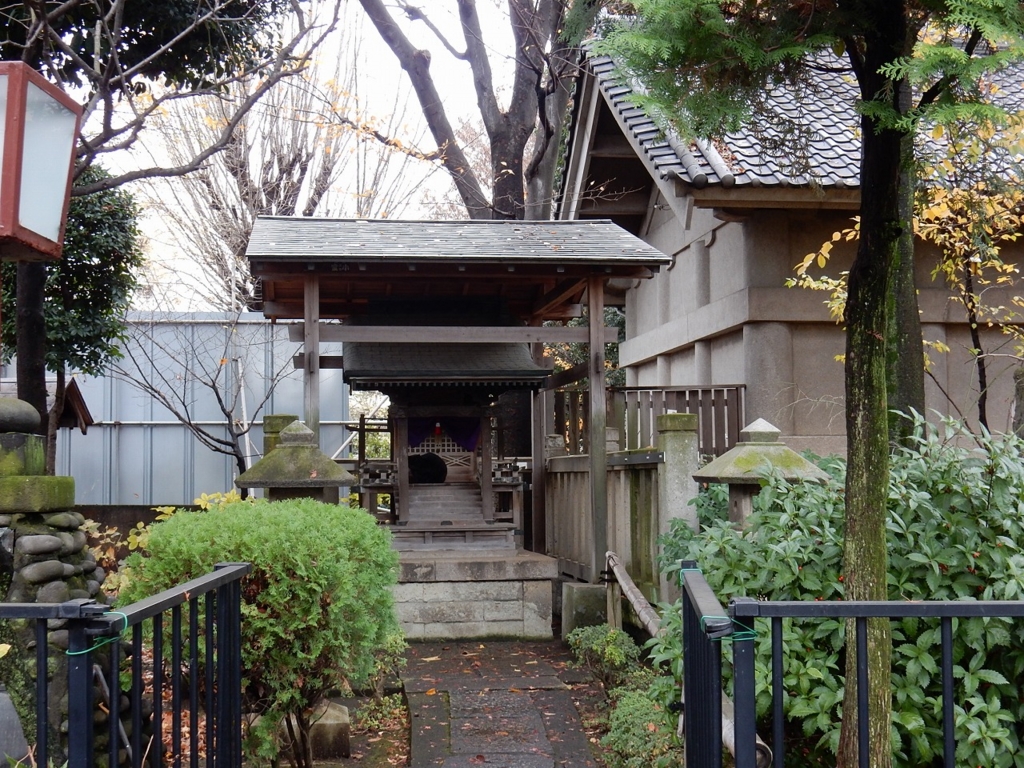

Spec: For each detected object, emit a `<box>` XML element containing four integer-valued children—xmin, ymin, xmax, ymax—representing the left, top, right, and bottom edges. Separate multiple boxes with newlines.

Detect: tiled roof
<box><xmin>247</xmin><ymin>217</ymin><xmax>671</xmax><ymax>266</ymax></box>
<box><xmin>587</xmin><ymin>51</ymin><xmax>1024</xmax><ymax>191</ymax></box>
<box><xmin>343</xmin><ymin>342</ymin><xmax>552</xmax><ymax>388</ymax></box>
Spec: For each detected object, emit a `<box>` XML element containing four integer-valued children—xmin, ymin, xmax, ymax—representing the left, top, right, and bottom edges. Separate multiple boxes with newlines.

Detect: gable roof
<box><xmin>562</xmin><ymin>48</ymin><xmax>1024</xmax><ymax>229</ymax></box>
<box><xmin>247</xmin><ymin>217</ymin><xmax>671</xmax><ymax>321</ymax></box>
<box><xmin>586</xmin><ymin>53</ymin><xmax>862</xmax><ymax>192</ymax></box>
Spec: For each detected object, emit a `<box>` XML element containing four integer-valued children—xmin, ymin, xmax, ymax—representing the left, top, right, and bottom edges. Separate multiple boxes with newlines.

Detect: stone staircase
<box><xmin>391</xmin><ymin>483</ymin><xmax>515</xmax><ymax>551</ymax></box>
<box><xmin>407</xmin><ymin>483</ymin><xmax>483</xmax><ymax>522</ymax></box>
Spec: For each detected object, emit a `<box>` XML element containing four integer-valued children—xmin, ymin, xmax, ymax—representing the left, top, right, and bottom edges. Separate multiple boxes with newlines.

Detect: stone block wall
<box><xmin>393</xmin><ymin>550</ymin><xmax>557</xmax><ymax>640</ymax></box>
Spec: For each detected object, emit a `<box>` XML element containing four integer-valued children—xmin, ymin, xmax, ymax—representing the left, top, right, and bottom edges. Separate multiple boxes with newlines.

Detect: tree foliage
<box><xmin>1</xmin><ymin>166</ymin><xmax>141</xmax><ymax>375</ymax></box>
<box><xmin>1</xmin><ymin>164</ymin><xmax>142</xmax><ymax>471</ymax></box>
<box><xmin>4</xmin><ymin>0</ymin><xmax>342</xmax><ymax>443</ymax></box>
<box><xmin>139</xmin><ymin>13</ymin><xmax>439</xmax><ymax>310</ymax></box>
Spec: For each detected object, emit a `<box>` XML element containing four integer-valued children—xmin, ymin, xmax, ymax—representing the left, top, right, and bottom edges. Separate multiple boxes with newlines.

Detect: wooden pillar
<box><xmin>303</xmin><ymin>275</ymin><xmax>321</xmax><ymax>441</ymax></box>
<box><xmin>588</xmin><ymin>275</ymin><xmax>607</xmax><ymax>583</ymax></box>
<box><xmin>531</xmin><ymin>317</ymin><xmax>547</xmax><ymax>553</ymax></box>
<box><xmin>394</xmin><ymin>417</ymin><xmax>410</xmax><ymax>523</ymax></box>
<box><xmin>480</xmin><ymin>414</ymin><xmax>494</xmax><ymax>521</ymax></box>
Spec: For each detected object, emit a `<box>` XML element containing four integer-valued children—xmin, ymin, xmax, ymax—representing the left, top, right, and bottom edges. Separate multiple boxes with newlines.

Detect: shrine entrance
<box><xmin>245</xmin><ymin>218</ymin><xmax>670</xmax><ymax>638</ymax></box>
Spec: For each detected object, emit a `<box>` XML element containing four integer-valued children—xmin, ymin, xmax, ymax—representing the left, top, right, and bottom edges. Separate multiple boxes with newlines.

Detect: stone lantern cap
<box><xmin>235</xmin><ymin>421</ymin><xmax>355</xmax><ymax>489</ymax></box>
<box><xmin>692</xmin><ymin>419</ymin><xmax>830</xmax><ymax>486</ymax></box>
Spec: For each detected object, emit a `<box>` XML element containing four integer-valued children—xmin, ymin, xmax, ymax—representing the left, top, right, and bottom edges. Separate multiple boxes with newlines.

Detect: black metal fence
<box><xmin>1</xmin><ymin>562</ymin><xmax>249</xmax><ymax>768</ymax></box>
<box><xmin>680</xmin><ymin>562</ymin><xmax>1024</xmax><ymax>768</ymax></box>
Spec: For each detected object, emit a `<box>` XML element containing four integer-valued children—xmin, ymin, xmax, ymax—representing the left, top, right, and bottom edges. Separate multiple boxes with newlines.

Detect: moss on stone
<box><xmin>0</xmin><ymin>476</ymin><xmax>76</xmax><ymax>513</ymax></box>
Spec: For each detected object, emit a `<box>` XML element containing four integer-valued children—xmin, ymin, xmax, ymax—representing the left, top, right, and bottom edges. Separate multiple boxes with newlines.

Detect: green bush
<box><xmin>601</xmin><ymin>687</ymin><xmax>680</xmax><ymax>768</ymax></box>
<box><xmin>566</xmin><ymin>625</ymin><xmax>644</xmax><ymax>688</ymax></box>
<box><xmin>118</xmin><ymin>498</ymin><xmax>400</xmax><ymax>767</ymax></box>
<box><xmin>661</xmin><ymin>414</ymin><xmax>1024</xmax><ymax>768</ymax></box>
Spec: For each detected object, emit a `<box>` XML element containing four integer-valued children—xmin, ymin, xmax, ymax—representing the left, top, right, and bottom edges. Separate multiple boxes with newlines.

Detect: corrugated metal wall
<box><xmin>56</xmin><ymin>312</ymin><xmax>349</xmax><ymax>505</ymax></box>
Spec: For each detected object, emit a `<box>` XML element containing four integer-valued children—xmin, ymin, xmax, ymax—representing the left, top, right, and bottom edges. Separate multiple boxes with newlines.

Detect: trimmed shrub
<box><xmin>660</xmin><ymin>414</ymin><xmax>1024</xmax><ymax>768</ymax></box>
<box><xmin>118</xmin><ymin>498</ymin><xmax>400</xmax><ymax>767</ymax></box>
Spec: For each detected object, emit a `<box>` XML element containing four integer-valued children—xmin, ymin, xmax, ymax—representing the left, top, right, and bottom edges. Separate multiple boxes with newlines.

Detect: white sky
<box><xmin>122</xmin><ymin>1</ymin><xmax>517</xmax><ymax>310</ymax></box>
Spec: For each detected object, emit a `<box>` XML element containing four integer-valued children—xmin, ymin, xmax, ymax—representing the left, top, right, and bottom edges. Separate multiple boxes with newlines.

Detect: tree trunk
<box><xmin>16</xmin><ymin>262</ymin><xmax>48</xmax><ymax>436</ymax></box>
<box><xmin>46</xmin><ymin>368</ymin><xmax>66</xmax><ymax>475</ymax></box>
<box><xmin>962</xmin><ymin>266</ymin><xmax>988</xmax><ymax>430</ymax></box>
<box><xmin>837</xmin><ymin>5</ymin><xmax>907</xmax><ymax>765</ymax></box>
<box><xmin>888</xmin><ymin>104</ymin><xmax>925</xmax><ymax>445</ymax></box>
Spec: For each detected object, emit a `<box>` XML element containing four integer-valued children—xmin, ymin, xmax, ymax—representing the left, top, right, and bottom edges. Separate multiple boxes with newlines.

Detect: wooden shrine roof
<box><xmin>246</xmin><ymin>217</ymin><xmax>670</xmax><ymax>322</ymax></box>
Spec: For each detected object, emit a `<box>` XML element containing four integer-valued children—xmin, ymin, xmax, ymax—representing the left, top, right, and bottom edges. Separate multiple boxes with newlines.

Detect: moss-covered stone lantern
<box><xmin>235</xmin><ymin>421</ymin><xmax>355</xmax><ymax>503</ymax></box>
<box><xmin>692</xmin><ymin>418</ymin><xmax>829</xmax><ymax>526</ymax></box>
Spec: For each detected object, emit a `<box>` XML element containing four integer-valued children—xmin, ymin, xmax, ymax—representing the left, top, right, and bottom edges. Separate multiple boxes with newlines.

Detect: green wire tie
<box><xmin>731</xmin><ymin>619</ymin><xmax>757</xmax><ymax>642</ymax></box>
<box><xmin>66</xmin><ymin>611</ymin><xmax>129</xmax><ymax>656</ymax></box>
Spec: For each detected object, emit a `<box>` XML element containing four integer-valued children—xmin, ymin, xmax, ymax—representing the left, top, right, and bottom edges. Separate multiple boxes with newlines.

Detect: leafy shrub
<box><xmin>118</xmin><ymin>498</ymin><xmax>400</xmax><ymax>768</ymax></box>
<box><xmin>566</xmin><ymin>625</ymin><xmax>644</xmax><ymax>688</ymax></box>
<box><xmin>601</xmin><ymin>687</ymin><xmax>681</xmax><ymax>768</ymax></box>
<box><xmin>660</xmin><ymin>414</ymin><xmax>1024</xmax><ymax>768</ymax></box>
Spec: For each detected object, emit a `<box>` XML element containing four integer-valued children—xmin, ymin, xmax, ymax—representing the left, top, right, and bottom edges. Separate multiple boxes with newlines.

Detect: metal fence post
<box><xmin>730</xmin><ymin>597</ymin><xmax>758</xmax><ymax>768</ymax></box>
<box><xmin>680</xmin><ymin>560</ymin><xmax>731</xmax><ymax>768</ymax></box>
<box><xmin>66</xmin><ymin>614</ymin><xmax>93</xmax><ymax>768</ymax></box>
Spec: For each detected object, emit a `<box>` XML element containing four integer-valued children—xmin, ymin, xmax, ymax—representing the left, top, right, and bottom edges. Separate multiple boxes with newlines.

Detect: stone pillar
<box><xmin>0</xmin><ymin>398</ymin><xmax>107</xmax><ymax>764</ymax></box>
<box><xmin>262</xmin><ymin>414</ymin><xmax>298</xmax><ymax>456</ymax></box>
<box><xmin>743</xmin><ymin>322</ymin><xmax>795</xmax><ymax>434</ymax></box>
<box><xmin>656</xmin><ymin>412</ymin><xmax>699</xmax><ymax>602</ymax></box>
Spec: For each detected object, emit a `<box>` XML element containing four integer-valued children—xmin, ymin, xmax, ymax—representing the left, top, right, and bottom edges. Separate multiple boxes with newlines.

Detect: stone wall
<box><xmin>0</xmin><ymin>402</ymin><xmax>109</xmax><ymax>764</ymax></box>
<box><xmin>393</xmin><ymin>550</ymin><xmax>557</xmax><ymax>640</ymax></box>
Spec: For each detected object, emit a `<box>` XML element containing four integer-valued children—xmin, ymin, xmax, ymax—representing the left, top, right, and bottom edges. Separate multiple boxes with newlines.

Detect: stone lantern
<box><xmin>692</xmin><ymin>419</ymin><xmax>829</xmax><ymax>525</ymax></box>
<box><xmin>235</xmin><ymin>421</ymin><xmax>355</xmax><ymax>503</ymax></box>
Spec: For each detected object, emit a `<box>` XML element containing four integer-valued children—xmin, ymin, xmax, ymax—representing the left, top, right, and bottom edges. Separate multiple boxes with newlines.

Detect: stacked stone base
<box><xmin>394</xmin><ymin>550</ymin><xmax>557</xmax><ymax>640</ymax></box>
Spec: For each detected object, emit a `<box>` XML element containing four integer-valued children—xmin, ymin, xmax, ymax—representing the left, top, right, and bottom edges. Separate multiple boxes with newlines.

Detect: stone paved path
<box><xmin>401</xmin><ymin>641</ymin><xmax>600</xmax><ymax>768</ymax></box>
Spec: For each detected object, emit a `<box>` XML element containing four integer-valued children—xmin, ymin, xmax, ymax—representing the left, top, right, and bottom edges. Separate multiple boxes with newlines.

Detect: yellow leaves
<box><xmin>0</xmin><ymin>644</ymin><xmax>10</xmax><ymax>659</ymax></box>
<box><xmin>931</xmin><ymin>124</ymin><xmax>945</xmax><ymax>140</ymax></box>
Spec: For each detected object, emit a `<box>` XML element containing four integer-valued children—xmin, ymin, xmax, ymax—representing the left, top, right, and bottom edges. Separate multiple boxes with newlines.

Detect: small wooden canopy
<box><xmin>245</xmin><ymin>217</ymin><xmax>670</xmax><ymax>568</ymax></box>
<box><xmin>247</xmin><ymin>217</ymin><xmax>670</xmax><ymax>322</ymax></box>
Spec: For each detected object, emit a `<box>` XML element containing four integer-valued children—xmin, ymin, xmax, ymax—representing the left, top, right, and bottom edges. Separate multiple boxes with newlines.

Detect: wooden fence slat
<box><xmin>639</xmin><ymin>390</ymin><xmax>652</xmax><ymax>448</ymax></box>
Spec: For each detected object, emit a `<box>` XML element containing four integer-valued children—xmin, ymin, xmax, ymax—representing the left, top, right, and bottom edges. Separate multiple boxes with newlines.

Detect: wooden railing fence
<box><xmin>553</xmin><ymin>385</ymin><xmax>745</xmax><ymax>458</ymax></box>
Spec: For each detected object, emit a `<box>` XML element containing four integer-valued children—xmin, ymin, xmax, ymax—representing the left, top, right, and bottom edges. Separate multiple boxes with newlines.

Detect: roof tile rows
<box><xmin>588</xmin><ymin>50</ymin><xmax>1024</xmax><ymax>192</ymax></box>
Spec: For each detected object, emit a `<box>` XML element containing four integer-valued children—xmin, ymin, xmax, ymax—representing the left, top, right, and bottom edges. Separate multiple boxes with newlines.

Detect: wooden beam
<box><xmin>286</xmin><ymin>323</ymin><xmax>619</xmax><ymax>344</ymax></box>
<box><xmin>531</xmin><ymin>278</ymin><xmax>586</xmax><ymax>317</ymax></box>
<box><xmin>542</xmin><ymin>362</ymin><xmax>589</xmax><ymax>390</ymax></box>
<box><xmin>292</xmin><ymin>354</ymin><xmax>344</xmax><ymax>370</ymax></box>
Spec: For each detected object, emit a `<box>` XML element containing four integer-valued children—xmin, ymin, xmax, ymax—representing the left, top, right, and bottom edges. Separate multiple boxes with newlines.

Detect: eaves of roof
<box><xmin>586</xmin><ymin>52</ymin><xmax>863</xmax><ymax>196</ymax></box>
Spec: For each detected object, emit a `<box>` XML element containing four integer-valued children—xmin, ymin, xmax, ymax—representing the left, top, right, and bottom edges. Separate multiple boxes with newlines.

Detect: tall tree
<box><xmin>1</xmin><ymin>165</ymin><xmax>143</xmax><ymax>471</ymax></box>
<box><xmin>356</xmin><ymin>0</ymin><xmax>587</xmax><ymax>220</ymax></box>
<box><xmin>138</xmin><ymin>13</ymin><xmax>439</xmax><ymax>311</ymax></box>
<box><xmin>598</xmin><ymin>3</ymin><xmax>1024</xmax><ymax>767</ymax></box>
<box><xmin>3</xmin><ymin>0</ymin><xmax>342</xmax><ymax>425</ymax></box>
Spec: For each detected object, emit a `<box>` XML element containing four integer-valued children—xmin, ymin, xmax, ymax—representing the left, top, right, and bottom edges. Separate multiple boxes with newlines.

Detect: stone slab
<box><xmin>0</xmin><ymin>476</ymin><xmax>75</xmax><ymax>513</ymax></box>
<box><xmin>449</xmin><ymin>690</ymin><xmax>549</xmax><ymax>755</ymax></box>
<box><xmin>404</xmin><ymin>642</ymin><xmax>599</xmax><ymax>768</ymax></box>
<box><xmin>399</xmin><ymin>549</ymin><xmax>558</xmax><ymax>583</ymax></box>
<box><xmin>560</xmin><ymin>583</ymin><xmax>606</xmax><ymax>640</ymax></box>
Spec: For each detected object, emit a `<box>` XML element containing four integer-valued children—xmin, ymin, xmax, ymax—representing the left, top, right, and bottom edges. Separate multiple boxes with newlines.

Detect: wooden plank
<box><xmin>531</xmin><ymin>278</ymin><xmax>587</xmax><ymax>317</ymax></box>
<box><xmin>542</xmin><ymin>362</ymin><xmax>589</xmax><ymax>390</ymax></box>
<box><xmin>625</xmin><ymin>390</ymin><xmax>638</xmax><ymax>451</ymax></box>
<box><xmin>291</xmin><ymin>354</ymin><xmax>344</xmax><ymax>370</ymax></box>
<box><xmin>713</xmin><ymin>390</ymin><xmax>727</xmax><ymax>457</ymax></box>
<box><xmin>287</xmin><ymin>323</ymin><xmax>619</xmax><ymax>344</ymax></box>
<box><xmin>639</xmin><ymin>390</ymin><xmax>652</xmax><ymax>448</ymax></box>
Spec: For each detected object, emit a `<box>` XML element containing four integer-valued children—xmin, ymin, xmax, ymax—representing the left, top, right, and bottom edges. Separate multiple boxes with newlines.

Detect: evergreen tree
<box><xmin>597</xmin><ymin>3</ymin><xmax>1024</xmax><ymax>766</ymax></box>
